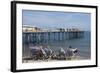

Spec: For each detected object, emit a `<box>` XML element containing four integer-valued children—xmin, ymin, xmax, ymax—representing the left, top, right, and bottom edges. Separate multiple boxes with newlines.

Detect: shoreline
<box><xmin>22</xmin><ymin>55</ymin><xmax>89</xmax><ymax>63</ymax></box>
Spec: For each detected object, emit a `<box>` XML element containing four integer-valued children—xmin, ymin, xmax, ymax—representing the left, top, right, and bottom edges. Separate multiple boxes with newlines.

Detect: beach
<box><xmin>22</xmin><ymin>55</ymin><xmax>88</xmax><ymax>63</ymax></box>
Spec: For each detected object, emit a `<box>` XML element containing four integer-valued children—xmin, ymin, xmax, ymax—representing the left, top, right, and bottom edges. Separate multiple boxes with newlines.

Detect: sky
<box><xmin>22</xmin><ymin>10</ymin><xmax>91</xmax><ymax>31</ymax></box>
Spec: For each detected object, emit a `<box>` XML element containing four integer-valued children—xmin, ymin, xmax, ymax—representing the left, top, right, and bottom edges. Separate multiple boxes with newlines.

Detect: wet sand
<box><xmin>22</xmin><ymin>55</ymin><xmax>88</xmax><ymax>63</ymax></box>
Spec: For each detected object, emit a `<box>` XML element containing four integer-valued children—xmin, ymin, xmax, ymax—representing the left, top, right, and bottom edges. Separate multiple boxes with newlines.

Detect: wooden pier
<box><xmin>23</xmin><ymin>31</ymin><xmax>84</xmax><ymax>44</ymax></box>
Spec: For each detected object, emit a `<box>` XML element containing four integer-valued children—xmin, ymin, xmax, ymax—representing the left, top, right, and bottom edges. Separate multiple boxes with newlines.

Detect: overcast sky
<box><xmin>22</xmin><ymin>10</ymin><xmax>91</xmax><ymax>31</ymax></box>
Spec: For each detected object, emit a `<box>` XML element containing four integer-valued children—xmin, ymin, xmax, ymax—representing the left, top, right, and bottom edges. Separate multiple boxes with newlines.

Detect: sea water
<box><xmin>23</xmin><ymin>31</ymin><xmax>91</xmax><ymax>59</ymax></box>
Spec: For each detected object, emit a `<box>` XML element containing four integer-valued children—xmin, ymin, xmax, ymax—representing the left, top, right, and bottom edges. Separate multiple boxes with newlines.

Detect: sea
<box><xmin>23</xmin><ymin>31</ymin><xmax>91</xmax><ymax>59</ymax></box>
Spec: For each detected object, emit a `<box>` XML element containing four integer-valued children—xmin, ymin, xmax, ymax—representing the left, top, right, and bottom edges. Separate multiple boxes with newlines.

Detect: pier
<box><xmin>23</xmin><ymin>31</ymin><xmax>84</xmax><ymax>44</ymax></box>
<box><xmin>22</xmin><ymin>25</ymin><xmax>84</xmax><ymax>44</ymax></box>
